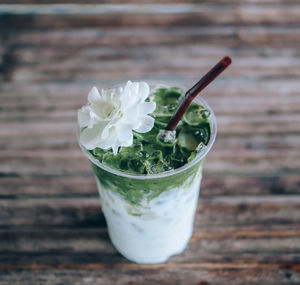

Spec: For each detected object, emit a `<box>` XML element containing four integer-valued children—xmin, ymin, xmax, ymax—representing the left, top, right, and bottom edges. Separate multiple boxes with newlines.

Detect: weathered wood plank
<box><xmin>0</xmin><ymin>196</ymin><xmax>299</xmax><ymax>227</ymax></box>
<box><xmin>3</xmin><ymin>50</ymin><xmax>300</xmax><ymax>82</ymax></box>
<box><xmin>4</xmin><ymin>68</ymin><xmax>300</xmax><ymax>85</ymax></box>
<box><xmin>1</xmin><ymin>78</ymin><xmax>299</xmax><ymax>101</ymax></box>
<box><xmin>0</xmin><ymin>147</ymin><xmax>299</xmax><ymax>176</ymax></box>
<box><xmin>194</xmin><ymin>196</ymin><xmax>300</xmax><ymax>226</ymax></box>
<box><xmin>0</xmin><ymin>222</ymin><xmax>300</xmax><ymax>283</ymax></box>
<box><xmin>215</xmin><ymin>135</ymin><xmax>300</xmax><ymax>152</ymax></box>
<box><xmin>0</xmin><ymin>266</ymin><xmax>299</xmax><ymax>285</ymax></box>
<box><xmin>0</xmin><ymin>223</ymin><xmax>300</xmax><ymax>284</ymax></box>
<box><xmin>1</xmin><ymin>95</ymin><xmax>300</xmax><ymax>122</ymax></box>
<box><xmin>0</xmin><ymin>27</ymin><xmax>242</xmax><ymax>48</ymax></box>
<box><xmin>0</xmin><ymin>198</ymin><xmax>103</xmax><ymax>228</ymax></box>
<box><xmin>203</xmin><ymin>174</ymin><xmax>300</xmax><ymax>196</ymax></box>
<box><xmin>6</xmin><ymin>46</ymin><xmax>300</xmax><ymax>64</ymax></box>
<box><xmin>1</xmin><ymin>77</ymin><xmax>299</xmax><ymax>99</ymax></box>
<box><xmin>1</xmin><ymin>253</ymin><xmax>300</xmax><ymax>268</ymax></box>
<box><xmin>3</xmin><ymin>53</ymin><xmax>300</xmax><ymax>82</ymax></box>
<box><xmin>8</xmin><ymin>45</ymin><xmax>300</xmax><ymax>74</ymax></box>
<box><xmin>1</xmin><ymin>225</ymin><xmax>300</xmax><ymax>254</ymax></box>
<box><xmin>0</xmin><ymin>134</ymin><xmax>78</xmax><ymax>150</ymax></box>
<box><xmin>0</xmin><ymin>13</ymin><xmax>231</xmax><ymax>29</ymax></box>
<box><xmin>0</xmin><ymin>128</ymin><xmax>299</xmax><ymax>153</ymax></box>
<box><xmin>3</xmin><ymin>27</ymin><xmax>300</xmax><ymax>49</ymax></box>
<box><xmin>0</xmin><ymin>176</ymin><xmax>97</xmax><ymax>198</ymax></box>
<box><xmin>1</xmin><ymin>174</ymin><xmax>299</xmax><ymax>197</ymax></box>
<box><xmin>0</xmin><ymin>115</ymin><xmax>299</xmax><ymax>139</ymax></box>
<box><xmin>1</xmin><ymin>4</ymin><xmax>300</xmax><ymax>27</ymax></box>
<box><xmin>1</xmin><ymin>112</ymin><xmax>300</xmax><ymax>137</ymax></box>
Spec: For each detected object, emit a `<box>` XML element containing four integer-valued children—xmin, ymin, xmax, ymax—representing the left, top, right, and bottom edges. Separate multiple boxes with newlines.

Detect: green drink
<box><xmin>78</xmin><ymin>81</ymin><xmax>217</xmax><ymax>263</ymax></box>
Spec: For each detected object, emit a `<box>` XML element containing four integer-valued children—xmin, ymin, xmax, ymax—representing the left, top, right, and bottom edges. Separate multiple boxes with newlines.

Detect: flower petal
<box><xmin>134</xmin><ymin>115</ymin><xmax>155</xmax><ymax>133</ymax></box>
<box><xmin>138</xmin><ymin>82</ymin><xmax>150</xmax><ymax>102</ymax></box>
<box><xmin>92</xmin><ymin>100</ymin><xmax>114</xmax><ymax>120</ymax></box>
<box><xmin>138</xmin><ymin>101</ymin><xmax>156</xmax><ymax>115</ymax></box>
<box><xmin>77</xmin><ymin>106</ymin><xmax>90</xmax><ymax>128</ymax></box>
<box><xmin>111</xmin><ymin>143</ymin><xmax>119</xmax><ymax>155</ymax></box>
<box><xmin>126</xmin><ymin>81</ymin><xmax>141</xmax><ymax>108</ymax></box>
<box><xmin>122</xmin><ymin>81</ymin><xmax>133</xmax><ymax>102</ymax></box>
<box><xmin>79</xmin><ymin>122</ymin><xmax>107</xmax><ymax>150</ymax></box>
<box><xmin>99</xmin><ymin>128</ymin><xmax>120</xmax><ymax>154</ymax></box>
<box><xmin>121</xmin><ymin>136</ymin><xmax>133</xmax><ymax>147</ymax></box>
<box><xmin>116</xmin><ymin>123</ymin><xmax>133</xmax><ymax>142</ymax></box>
<box><xmin>122</xmin><ymin>105</ymin><xmax>139</xmax><ymax>124</ymax></box>
<box><xmin>98</xmin><ymin>129</ymin><xmax>114</xmax><ymax>149</ymax></box>
<box><xmin>88</xmin><ymin>87</ymin><xmax>101</xmax><ymax>103</ymax></box>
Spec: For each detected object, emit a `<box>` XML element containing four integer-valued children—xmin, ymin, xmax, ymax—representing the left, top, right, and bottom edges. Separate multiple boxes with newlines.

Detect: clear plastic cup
<box><xmin>78</xmin><ymin>82</ymin><xmax>217</xmax><ymax>264</ymax></box>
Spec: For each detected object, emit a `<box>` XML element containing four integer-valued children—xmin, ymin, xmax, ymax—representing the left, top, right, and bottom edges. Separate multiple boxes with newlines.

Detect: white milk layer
<box><xmin>95</xmin><ymin>170</ymin><xmax>202</xmax><ymax>264</ymax></box>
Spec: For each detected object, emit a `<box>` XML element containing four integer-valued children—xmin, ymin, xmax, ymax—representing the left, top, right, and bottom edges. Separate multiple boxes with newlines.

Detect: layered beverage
<box><xmin>78</xmin><ymin>81</ymin><xmax>217</xmax><ymax>264</ymax></box>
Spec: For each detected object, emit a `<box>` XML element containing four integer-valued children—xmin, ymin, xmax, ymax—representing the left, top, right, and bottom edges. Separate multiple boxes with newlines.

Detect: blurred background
<box><xmin>1</xmin><ymin>1</ymin><xmax>300</xmax><ymax>284</ymax></box>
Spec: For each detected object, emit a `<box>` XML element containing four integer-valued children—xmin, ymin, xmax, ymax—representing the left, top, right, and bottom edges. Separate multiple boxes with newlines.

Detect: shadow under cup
<box><xmin>78</xmin><ymin>83</ymin><xmax>217</xmax><ymax>264</ymax></box>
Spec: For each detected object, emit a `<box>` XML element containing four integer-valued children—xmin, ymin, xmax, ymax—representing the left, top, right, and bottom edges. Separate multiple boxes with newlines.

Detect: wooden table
<box><xmin>1</xmin><ymin>1</ymin><xmax>300</xmax><ymax>284</ymax></box>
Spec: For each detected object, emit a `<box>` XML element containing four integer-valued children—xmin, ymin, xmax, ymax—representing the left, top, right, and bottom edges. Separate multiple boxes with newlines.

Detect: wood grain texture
<box><xmin>2</xmin><ymin>27</ymin><xmax>300</xmax><ymax>50</ymax></box>
<box><xmin>0</xmin><ymin>266</ymin><xmax>299</xmax><ymax>285</ymax></box>
<box><xmin>1</xmin><ymin>196</ymin><xmax>300</xmax><ymax>227</ymax></box>
<box><xmin>1</xmin><ymin>4</ymin><xmax>300</xmax><ymax>27</ymax></box>
<box><xmin>0</xmin><ymin>1</ymin><xmax>300</xmax><ymax>284</ymax></box>
<box><xmin>1</xmin><ymin>174</ymin><xmax>299</xmax><ymax>198</ymax></box>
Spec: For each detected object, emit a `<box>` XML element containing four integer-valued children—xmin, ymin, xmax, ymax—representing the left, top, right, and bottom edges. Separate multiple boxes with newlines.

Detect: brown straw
<box><xmin>165</xmin><ymin>56</ymin><xmax>232</xmax><ymax>131</ymax></box>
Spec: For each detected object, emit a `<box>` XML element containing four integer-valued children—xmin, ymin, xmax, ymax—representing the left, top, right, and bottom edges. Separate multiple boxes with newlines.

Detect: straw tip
<box><xmin>223</xmin><ymin>56</ymin><xmax>232</xmax><ymax>66</ymax></box>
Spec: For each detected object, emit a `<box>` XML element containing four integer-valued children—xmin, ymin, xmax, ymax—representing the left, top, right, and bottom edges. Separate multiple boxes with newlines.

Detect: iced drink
<box><xmin>78</xmin><ymin>81</ymin><xmax>217</xmax><ymax>264</ymax></box>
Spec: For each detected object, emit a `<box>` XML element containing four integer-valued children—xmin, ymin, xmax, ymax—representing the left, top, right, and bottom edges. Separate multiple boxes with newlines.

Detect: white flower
<box><xmin>78</xmin><ymin>81</ymin><xmax>156</xmax><ymax>154</ymax></box>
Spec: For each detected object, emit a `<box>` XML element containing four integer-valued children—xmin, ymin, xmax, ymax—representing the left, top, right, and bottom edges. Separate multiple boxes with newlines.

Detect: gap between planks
<box><xmin>0</xmin><ymin>262</ymin><xmax>298</xmax><ymax>271</ymax></box>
